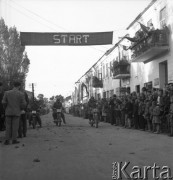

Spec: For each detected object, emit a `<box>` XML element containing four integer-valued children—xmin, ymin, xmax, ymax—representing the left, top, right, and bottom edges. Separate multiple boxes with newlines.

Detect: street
<box><xmin>0</xmin><ymin>113</ymin><xmax>173</xmax><ymax>180</ymax></box>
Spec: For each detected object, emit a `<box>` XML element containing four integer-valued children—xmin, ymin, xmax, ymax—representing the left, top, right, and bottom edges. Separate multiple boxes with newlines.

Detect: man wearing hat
<box><xmin>2</xmin><ymin>81</ymin><xmax>26</xmax><ymax>145</ymax></box>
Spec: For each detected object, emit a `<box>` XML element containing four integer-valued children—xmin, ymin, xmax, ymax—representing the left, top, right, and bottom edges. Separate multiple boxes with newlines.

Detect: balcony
<box><xmin>130</xmin><ymin>27</ymin><xmax>169</xmax><ymax>63</ymax></box>
<box><xmin>92</xmin><ymin>76</ymin><xmax>103</xmax><ymax>88</ymax></box>
<box><xmin>112</xmin><ymin>60</ymin><xmax>130</xmax><ymax>79</ymax></box>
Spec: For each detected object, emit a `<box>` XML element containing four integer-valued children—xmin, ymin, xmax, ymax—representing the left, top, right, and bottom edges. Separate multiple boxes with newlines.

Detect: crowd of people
<box><xmin>1</xmin><ymin>80</ymin><xmax>173</xmax><ymax>147</ymax></box>
<box><xmin>70</xmin><ymin>84</ymin><xmax>173</xmax><ymax>136</ymax></box>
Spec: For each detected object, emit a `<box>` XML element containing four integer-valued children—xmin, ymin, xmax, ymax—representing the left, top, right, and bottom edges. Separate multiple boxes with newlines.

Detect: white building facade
<box><xmin>73</xmin><ymin>0</ymin><xmax>173</xmax><ymax>103</ymax></box>
<box><xmin>127</xmin><ymin>0</ymin><xmax>173</xmax><ymax>92</ymax></box>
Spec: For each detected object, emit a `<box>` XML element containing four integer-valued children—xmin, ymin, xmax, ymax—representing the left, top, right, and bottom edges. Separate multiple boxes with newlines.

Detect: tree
<box><xmin>0</xmin><ymin>18</ymin><xmax>30</xmax><ymax>90</ymax></box>
<box><xmin>49</xmin><ymin>96</ymin><xmax>55</xmax><ymax>101</ymax></box>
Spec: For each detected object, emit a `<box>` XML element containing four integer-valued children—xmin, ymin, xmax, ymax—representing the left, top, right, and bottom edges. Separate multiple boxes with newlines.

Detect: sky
<box><xmin>0</xmin><ymin>0</ymin><xmax>151</xmax><ymax>98</ymax></box>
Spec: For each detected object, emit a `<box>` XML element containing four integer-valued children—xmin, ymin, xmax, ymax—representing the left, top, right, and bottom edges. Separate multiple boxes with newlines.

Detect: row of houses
<box><xmin>72</xmin><ymin>0</ymin><xmax>173</xmax><ymax>105</ymax></box>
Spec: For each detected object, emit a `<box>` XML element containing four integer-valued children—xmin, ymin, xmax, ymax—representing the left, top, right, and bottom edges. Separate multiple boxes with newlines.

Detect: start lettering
<box><xmin>53</xmin><ymin>34</ymin><xmax>90</xmax><ymax>44</ymax></box>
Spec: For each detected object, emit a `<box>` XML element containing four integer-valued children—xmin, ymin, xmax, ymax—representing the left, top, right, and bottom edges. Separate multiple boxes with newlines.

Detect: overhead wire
<box><xmin>8</xmin><ymin>0</ymin><xmax>108</xmax><ymax>53</ymax></box>
<box><xmin>9</xmin><ymin>0</ymin><xmax>67</xmax><ymax>31</ymax></box>
<box><xmin>5</xmin><ymin>0</ymin><xmax>127</xmax><ymax>81</ymax></box>
<box><xmin>4</xmin><ymin>1</ymin><xmax>58</xmax><ymax>32</ymax></box>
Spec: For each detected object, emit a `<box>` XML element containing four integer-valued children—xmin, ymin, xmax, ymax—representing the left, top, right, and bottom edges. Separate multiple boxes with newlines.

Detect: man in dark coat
<box><xmin>18</xmin><ymin>89</ymin><xmax>29</xmax><ymax>138</ymax></box>
<box><xmin>88</xmin><ymin>96</ymin><xmax>97</xmax><ymax>122</ymax></box>
<box><xmin>29</xmin><ymin>99</ymin><xmax>42</xmax><ymax>127</ymax></box>
<box><xmin>52</xmin><ymin>97</ymin><xmax>66</xmax><ymax>124</ymax></box>
<box><xmin>2</xmin><ymin>81</ymin><xmax>26</xmax><ymax>145</ymax></box>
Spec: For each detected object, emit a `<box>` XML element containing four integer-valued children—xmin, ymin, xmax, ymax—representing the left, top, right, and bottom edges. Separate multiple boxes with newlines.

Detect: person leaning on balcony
<box><xmin>2</xmin><ymin>81</ymin><xmax>26</xmax><ymax>145</ymax></box>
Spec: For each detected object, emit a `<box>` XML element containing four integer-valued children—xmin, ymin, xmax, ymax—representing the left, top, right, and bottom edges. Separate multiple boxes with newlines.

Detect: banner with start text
<box><xmin>20</xmin><ymin>32</ymin><xmax>113</xmax><ymax>46</ymax></box>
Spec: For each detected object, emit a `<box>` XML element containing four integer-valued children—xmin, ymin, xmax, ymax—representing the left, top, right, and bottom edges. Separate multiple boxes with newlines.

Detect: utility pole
<box><xmin>32</xmin><ymin>83</ymin><xmax>35</xmax><ymax>101</ymax></box>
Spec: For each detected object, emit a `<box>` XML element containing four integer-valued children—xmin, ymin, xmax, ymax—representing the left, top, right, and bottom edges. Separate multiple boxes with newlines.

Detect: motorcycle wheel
<box><xmin>32</xmin><ymin>118</ymin><xmax>36</xmax><ymax>129</ymax></box>
<box><xmin>90</xmin><ymin>120</ymin><xmax>94</xmax><ymax>127</ymax></box>
<box><xmin>95</xmin><ymin>115</ymin><xmax>98</xmax><ymax>128</ymax></box>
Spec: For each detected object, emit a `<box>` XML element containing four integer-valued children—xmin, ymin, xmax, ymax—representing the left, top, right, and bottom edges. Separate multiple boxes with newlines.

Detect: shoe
<box><xmin>4</xmin><ymin>140</ymin><xmax>10</xmax><ymax>145</ymax></box>
<box><xmin>23</xmin><ymin>134</ymin><xmax>26</xmax><ymax>137</ymax></box>
<box><xmin>18</xmin><ymin>135</ymin><xmax>22</xmax><ymax>138</ymax></box>
<box><xmin>12</xmin><ymin>140</ymin><xmax>20</xmax><ymax>144</ymax></box>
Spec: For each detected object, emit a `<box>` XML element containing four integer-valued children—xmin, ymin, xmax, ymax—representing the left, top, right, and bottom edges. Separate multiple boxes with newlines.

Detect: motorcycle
<box><xmin>31</xmin><ymin>110</ymin><xmax>37</xmax><ymax>129</ymax></box>
<box><xmin>89</xmin><ymin>108</ymin><xmax>99</xmax><ymax>128</ymax></box>
<box><xmin>54</xmin><ymin>109</ymin><xmax>62</xmax><ymax>127</ymax></box>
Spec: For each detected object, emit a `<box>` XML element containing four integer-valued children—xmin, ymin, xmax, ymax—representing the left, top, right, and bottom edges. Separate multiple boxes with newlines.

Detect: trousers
<box><xmin>18</xmin><ymin>114</ymin><xmax>27</xmax><ymax>137</ymax></box>
<box><xmin>5</xmin><ymin>116</ymin><xmax>20</xmax><ymax>141</ymax></box>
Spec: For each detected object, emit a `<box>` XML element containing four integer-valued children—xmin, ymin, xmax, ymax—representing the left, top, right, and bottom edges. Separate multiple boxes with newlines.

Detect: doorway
<box><xmin>159</xmin><ymin>61</ymin><xmax>168</xmax><ymax>89</ymax></box>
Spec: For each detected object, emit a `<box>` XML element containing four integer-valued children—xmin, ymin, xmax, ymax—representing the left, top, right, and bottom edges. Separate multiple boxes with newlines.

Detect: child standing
<box><xmin>152</xmin><ymin>102</ymin><xmax>161</xmax><ymax>134</ymax></box>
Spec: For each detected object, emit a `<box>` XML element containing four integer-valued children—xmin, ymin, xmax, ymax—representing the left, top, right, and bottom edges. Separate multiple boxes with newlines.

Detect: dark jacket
<box><xmin>88</xmin><ymin>99</ymin><xmax>97</xmax><ymax>109</ymax></box>
<box><xmin>53</xmin><ymin>101</ymin><xmax>62</xmax><ymax>109</ymax></box>
<box><xmin>2</xmin><ymin>88</ymin><xmax>26</xmax><ymax>116</ymax></box>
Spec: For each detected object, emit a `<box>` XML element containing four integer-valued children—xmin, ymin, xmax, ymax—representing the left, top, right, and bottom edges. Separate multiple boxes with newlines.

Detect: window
<box><xmin>100</xmin><ymin>67</ymin><xmax>102</xmax><ymax>80</ymax></box>
<box><xmin>103</xmin><ymin>92</ymin><xmax>106</xmax><ymax>98</ymax></box>
<box><xmin>160</xmin><ymin>7</ymin><xmax>167</xmax><ymax>28</ymax></box>
<box><xmin>96</xmin><ymin>68</ymin><xmax>99</xmax><ymax>78</ymax></box>
<box><xmin>97</xmin><ymin>93</ymin><xmax>101</xmax><ymax>100</ymax></box>
<box><xmin>106</xmin><ymin>63</ymin><xmax>108</xmax><ymax>77</ymax></box>
<box><xmin>106</xmin><ymin>91</ymin><xmax>109</xmax><ymax>99</ymax></box>
<box><xmin>110</xmin><ymin>89</ymin><xmax>114</xmax><ymax>97</ymax></box>
<box><xmin>136</xmin><ymin>85</ymin><xmax>140</xmax><ymax>93</ymax></box>
<box><xmin>103</xmin><ymin>65</ymin><xmax>105</xmax><ymax>79</ymax></box>
<box><xmin>110</xmin><ymin>61</ymin><xmax>112</xmax><ymax>77</ymax></box>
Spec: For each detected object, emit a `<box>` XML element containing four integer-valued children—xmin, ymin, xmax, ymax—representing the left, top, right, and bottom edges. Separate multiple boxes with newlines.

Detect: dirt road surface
<box><xmin>0</xmin><ymin>113</ymin><xmax>173</xmax><ymax>180</ymax></box>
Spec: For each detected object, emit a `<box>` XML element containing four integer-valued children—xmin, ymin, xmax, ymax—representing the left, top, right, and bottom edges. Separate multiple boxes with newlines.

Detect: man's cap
<box><xmin>13</xmin><ymin>81</ymin><xmax>21</xmax><ymax>87</ymax></box>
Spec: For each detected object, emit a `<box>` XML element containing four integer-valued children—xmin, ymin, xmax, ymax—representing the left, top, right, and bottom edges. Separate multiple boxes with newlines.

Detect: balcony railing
<box><xmin>130</xmin><ymin>27</ymin><xmax>169</xmax><ymax>63</ymax></box>
<box><xmin>92</xmin><ymin>76</ymin><xmax>103</xmax><ymax>88</ymax></box>
<box><xmin>112</xmin><ymin>60</ymin><xmax>130</xmax><ymax>79</ymax></box>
